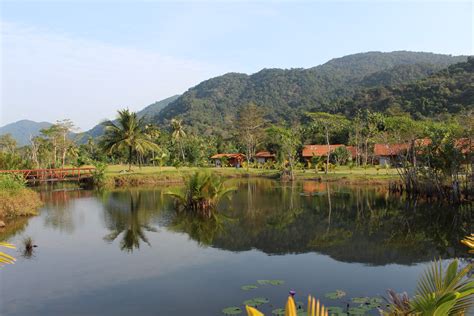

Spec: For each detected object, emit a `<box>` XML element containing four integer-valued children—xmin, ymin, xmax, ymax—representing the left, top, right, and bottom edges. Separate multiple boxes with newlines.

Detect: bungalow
<box><xmin>302</xmin><ymin>144</ymin><xmax>357</xmax><ymax>161</ymax></box>
<box><xmin>373</xmin><ymin>143</ymin><xmax>409</xmax><ymax>166</ymax></box>
<box><xmin>254</xmin><ymin>151</ymin><xmax>276</xmax><ymax>164</ymax></box>
<box><xmin>210</xmin><ymin>153</ymin><xmax>245</xmax><ymax>168</ymax></box>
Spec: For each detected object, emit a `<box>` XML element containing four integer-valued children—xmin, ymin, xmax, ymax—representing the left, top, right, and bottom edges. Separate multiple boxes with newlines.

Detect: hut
<box><xmin>210</xmin><ymin>153</ymin><xmax>245</xmax><ymax>168</ymax></box>
<box><xmin>373</xmin><ymin>143</ymin><xmax>409</xmax><ymax>166</ymax></box>
<box><xmin>254</xmin><ymin>151</ymin><xmax>276</xmax><ymax>164</ymax></box>
<box><xmin>302</xmin><ymin>144</ymin><xmax>356</xmax><ymax>162</ymax></box>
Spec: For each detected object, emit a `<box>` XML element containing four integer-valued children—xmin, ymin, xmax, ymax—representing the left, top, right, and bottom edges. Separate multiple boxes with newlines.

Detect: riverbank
<box><xmin>0</xmin><ymin>188</ymin><xmax>42</xmax><ymax>221</ymax></box>
<box><xmin>103</xmin><ymin>165</ymin><xmax>400</xmax><ymax>187</ymax></box>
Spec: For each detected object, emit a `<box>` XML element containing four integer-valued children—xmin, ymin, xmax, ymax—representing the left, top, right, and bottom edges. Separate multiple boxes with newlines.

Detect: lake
<box><xmin>1</xmin><ymin>179</ymin><xmax>472</xmax><ymax>316</ymax></box>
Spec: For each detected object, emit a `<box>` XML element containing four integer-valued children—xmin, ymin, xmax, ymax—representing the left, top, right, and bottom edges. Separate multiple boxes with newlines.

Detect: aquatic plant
<box><xmin>461</xmin><ymin>234</ymin><xmax>474</xmax><ymax>252</ymax></box>
<box><xmin>383</xmin><ymin>259</ymin><xmax>474</xmax><ymax>315</ymax></box>
<box><xmin>22</xmin><ymin>236</ymin><xmax>35</xmax><ymax>258</ymax></box>
<box><xmin>0</xmin><ymin>242</ymin><xmax>15</xmax><ymax>267</ymax></box>
<box><xmin>166</xmin><ymin>171</ymin><xmax>236</xmax><ymax>218</ymax></box>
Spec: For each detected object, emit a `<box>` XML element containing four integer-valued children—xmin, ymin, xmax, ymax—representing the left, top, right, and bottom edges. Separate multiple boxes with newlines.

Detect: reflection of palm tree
<box><xmin>103</xmin><ymin>191</ymin><xmax>158</xmax><ymax>252</ymax></box>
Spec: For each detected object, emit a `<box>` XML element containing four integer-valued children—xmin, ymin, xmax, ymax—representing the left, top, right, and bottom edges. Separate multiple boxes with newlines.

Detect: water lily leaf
<box><xmin>351</xmin><ymin>297</ymin><xmax>370</xmax><ymax>304</ymax></box>
<box><xmin>241</xmin><ymin>284</ymin><xmax>258</xmax><ymax>291</ymax></box>
<box><xmin>257</xmin><ymin>279</ymin><xmax>285</xmax><ymax>286</ymax></box>
<box><xmin>327</xmin><ymin>306</ymin><xmax>348</xmax><ymax>315</ymax></box>
<box><xmin>268</xmin><ymin>279</ymin><xmax>285</xmax><ymax>285</ymax></box>
<box><xmin>243</xmin><ymin>297</ymin><xmax>270</xmax><ymax>307</ymax></box>
<box><xmin>325</xmin><ymin>290</ymin><xmax>346</xmax><ymax>299</ymax></box>
<box><xmin>348</xmin><ymin>306</ymin><xmax>367</xmax><ymax>315</ymax></box>
<box><xmin>271</xmin><ymin>308</ymin><xmax>285</xmax><ymax>315</ymax></box>
<box><xmin>222</xmin><ymin>306</ymin><xmax>242</xmax><ymax>315</ymax></box>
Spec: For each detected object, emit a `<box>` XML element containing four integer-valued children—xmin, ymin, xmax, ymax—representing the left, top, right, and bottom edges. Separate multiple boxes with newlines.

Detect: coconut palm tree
<box><xmin>101</xmin><ymin>109</ymin><xmax>159</xmax><ymax>171</ymax></box>
<box><xmin>170</xmin><ymin>118</ymin><xmax>186</xmax><ymax>162</ymax></box>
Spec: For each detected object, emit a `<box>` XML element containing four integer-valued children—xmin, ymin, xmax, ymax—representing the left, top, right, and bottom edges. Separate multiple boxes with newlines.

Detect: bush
<box><xmin>0</xmin><ymin>174</ymin><xmax>26</xmax><ymax>191</ymax></box>
<box><xmin>0</xmin><ymin>188</ymin><xmax>42</xmax><ymax>218</ymax></box>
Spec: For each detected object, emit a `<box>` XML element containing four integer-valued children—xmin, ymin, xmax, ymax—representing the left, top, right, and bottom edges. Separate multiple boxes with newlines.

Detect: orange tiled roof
<box><xmin>374</xmin><ymin>143</ymin><xmax>410</xmax><ymax>156</ymax></box>
<box><xmin>255</xmin><ymin>151</ymin><xmax>275</xmax><ymax>158</ymax></box>
<box><xmin>210</xmin><ymin>153</ymin><xmax>245</xmax><ymax>159</ymax></box>
<box><xmin>302</xmin><ymin>144</ymin><xmax>349</xmax><ymax>157</ymax></box>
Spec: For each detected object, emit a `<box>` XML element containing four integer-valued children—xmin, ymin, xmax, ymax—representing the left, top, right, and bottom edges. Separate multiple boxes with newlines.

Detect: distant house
<box><xmin>254</xmin><ymin>151</ymin><xmax>276</xmax><ymax>164</ymax></box>
<box><xmin>210</xmin><ymin>153</ymin><xmax>245</xmax><ymax>168</ymax></box>
<box><xmin>373</xmin><ymin>143</ymin><xmax>409</xmax><ymax>166</ymax></box>
<box><xmin>302</xmin><ymin>144</ymin><xmax>357</xmax><ymax>161</ymax></box>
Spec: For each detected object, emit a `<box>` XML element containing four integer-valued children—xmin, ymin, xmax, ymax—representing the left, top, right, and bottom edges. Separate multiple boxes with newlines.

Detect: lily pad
<box><xmin>327</xmin><ymin>306</ymin><xmax>348</xmax><ymax>315</ymax></box>
<box><xmin>347</xmin><ymin>306</ymin><xmax>367</xmax><ymax>315</ymax></box>
<box><xmin>257</xmin><ymin>279</ymin><xmax>285</xmax><ymax>286</ymax></box>
<box><xmin>325</xmin><ymin>290</ymin><xmax>347</xmax><ymax>299</ymax></box>
<box><xmin>271</xmin><ymin>308</ymin><xmax>285</xmax><ymax>315</ymax></box>
<box><xmin>243</xmin><ymin>297</ymin><xmax>270</xmax><ymax>307</ymax></box>
<box><xmin>222</xmin><ymin>306</ymin><xmax>242</xmax><ymax>315</ymax></box>
<box><xmin>241</xmin><ymin>284</ymin><xmax>258</xmax><ymax>291</ymax></box>
<box><xmin>351</xmin><ymin>297</ymin><xmax>370</xmax><ymax>304</ymax></box>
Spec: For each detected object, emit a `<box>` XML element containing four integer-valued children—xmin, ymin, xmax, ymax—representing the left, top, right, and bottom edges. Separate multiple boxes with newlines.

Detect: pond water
<box><xmin>1</xmin><ymin>179</ymin><xmax>472</xmax><ymax>316</ymax></box>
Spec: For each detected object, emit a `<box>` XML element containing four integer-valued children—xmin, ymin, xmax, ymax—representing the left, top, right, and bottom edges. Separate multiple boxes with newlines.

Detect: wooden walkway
<box><xmin>0</xmin><ymin>167</ymin><xmax>95</xmax><ymax>183</ymax></box>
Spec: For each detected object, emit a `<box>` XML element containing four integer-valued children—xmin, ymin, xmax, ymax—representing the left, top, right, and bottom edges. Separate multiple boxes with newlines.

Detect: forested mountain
<box><xmin>75</xmin><ymin>95</ymin><xmax>180</xmax><ymax>142</ymax></box>
<box><xmin>155</xmin><ymin>51</ymin><xmax>467</xmax><ymax>135</ymax></box>
<box><xmin>332</xmin><ymin>57</ymin><xmax>474</xmax><ymax>118</ymax></box>
<box><xmin>0</xmin><ymin>120</ymin><xmax>52</xmax><ymax>146</ymax></box>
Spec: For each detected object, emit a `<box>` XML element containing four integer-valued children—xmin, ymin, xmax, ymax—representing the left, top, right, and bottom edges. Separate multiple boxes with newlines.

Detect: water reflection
<box><xmin>102</xmin><ymin>190</ymin><xmax>161</xmax><ymax>252</ymax></box>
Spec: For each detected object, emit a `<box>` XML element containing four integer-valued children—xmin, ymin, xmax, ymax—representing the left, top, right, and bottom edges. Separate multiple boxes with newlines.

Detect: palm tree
<box><xmin>101</xmin><ymin>109</ymin><xmax>159</xmax><ymax>171</ymax></box>
<box><xmin>166</xmin><ymin>171</ymin><xmax>236</xmax><ymax>218</ymax></box>
<box><xmin>170</xmin><ymin>118</ymin><xmax>186</xmax><ymax>162</ymax></box>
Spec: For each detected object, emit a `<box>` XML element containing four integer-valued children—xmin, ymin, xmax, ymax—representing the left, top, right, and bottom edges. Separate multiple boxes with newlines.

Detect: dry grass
<box><xmin>0</xmin><ymin>188</ymin><xmax>42</xmax><ymax>219</ymax></box>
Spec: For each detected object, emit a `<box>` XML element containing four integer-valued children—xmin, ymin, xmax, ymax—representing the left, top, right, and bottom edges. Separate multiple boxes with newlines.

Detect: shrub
<box><xmin>0</xmin><ymin>174</ymin><xmax>26</xmax><ymax>191</ymax></box>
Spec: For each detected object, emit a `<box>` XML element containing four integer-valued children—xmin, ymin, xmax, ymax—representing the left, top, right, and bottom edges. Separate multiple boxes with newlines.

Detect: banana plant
<box><xmin>0</xmin><ymin>242</ymin><xmax>16</xmax><ymax>266</ymax></box>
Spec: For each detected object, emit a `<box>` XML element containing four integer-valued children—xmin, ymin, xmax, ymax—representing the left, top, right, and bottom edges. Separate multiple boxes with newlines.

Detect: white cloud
<box><xmin>0</xmin><ymin>21</ymin><xmax>224</xmax><ymax>130</ymax></box>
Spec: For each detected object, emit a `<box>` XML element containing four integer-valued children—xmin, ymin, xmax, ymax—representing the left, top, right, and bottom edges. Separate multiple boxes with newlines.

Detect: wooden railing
<box><xmin>0</xmin><ymin>167</ymin><xmax>95</xmax><ymax>183</ymax></box>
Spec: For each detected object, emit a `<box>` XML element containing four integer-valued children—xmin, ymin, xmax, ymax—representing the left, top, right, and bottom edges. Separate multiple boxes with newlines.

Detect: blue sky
<box><xmin>1</xmin><ymin>1</ymin><xmax>472</xmax><ymax>130</ymax></box>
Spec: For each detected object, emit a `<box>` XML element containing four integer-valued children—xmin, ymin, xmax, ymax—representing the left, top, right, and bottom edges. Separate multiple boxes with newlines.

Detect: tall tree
<box><xmin>307</xmin><ymin>112</ymin><xmax>349</xmax><ymax>174</ymax></box>
<box><xmin>171</xmin><ymin>118</ymin><xmax>187</xmax><ymax>162</ymax></box>
<box><xmin>0</xmin><ymin>134</ymin><xmax>17</xmax><ymax>154</ymax></box>
<box><xmin>237</xmin><ymin>103</ymin><xmax>266</xmax><ymax>168</ymax></box>
<box><xmin>266</xmin><ymin>126</ymin><xmax>300</xmax><ymax>180</ymax></box>
<box><xmin>101</xmin><ymin>109</ymin><xmax>159</xmax><ymax>171</ymax></box>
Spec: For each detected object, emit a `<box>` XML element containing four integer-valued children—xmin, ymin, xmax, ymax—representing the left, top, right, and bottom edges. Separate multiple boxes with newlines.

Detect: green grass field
<box><xmin>102</xmin><ymin>164</ymin><xmax>399</xmax><ymax>185</ymax></box>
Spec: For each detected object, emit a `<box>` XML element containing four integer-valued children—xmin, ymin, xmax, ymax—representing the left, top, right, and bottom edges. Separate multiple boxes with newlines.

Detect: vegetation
<box><xmin>245</xmin><ymin>296</ymin><xmax>328</xmax><ymax>316</ymax></box>
<box><xmin>0</xmin><ymin>174</ymin><xmax>42</xmax><ymax>219</ymax></box>
<box><xmin>0</xmin><ymin>242</ymin><xmax>15</xmax><ymax>267</ymax></box>
<box><xmin>166</xmin><ymin>171</ymin><xmax>236</xmax><ymax>218</ymax></box>
<box><xmin>101</xmin><ymin>109</ymin><xmax>160</xmax><ymax>171</ymax></box>
<box><xmin>155</xmin><ymin>52</ymin><xmax>466</xmax><ymax>136</ymax></box>
<box><xmin>383</xmin><ymin>259</ymin><xmax>473</xmax><ymax>315</ymax></box>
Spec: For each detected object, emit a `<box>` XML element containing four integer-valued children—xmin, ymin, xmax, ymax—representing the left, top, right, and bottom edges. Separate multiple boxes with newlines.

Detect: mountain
<box><xmin>155</xmin><ymin>51</ymin><xmax>467</xmax><ymax>136</ymax></box>
<box><xmin>0</xmin><ymin>120</ymin><xmax>52</xmax><ymax>146</ymax></box>
<box><xmin>332</xmin><ymin>57</ymin><xmax>474</xmax><ymax>118</ymax></box>
<box><xmin>75</xmin><ymin>95</ymin><xmax>180</xmax><ymax>142</ymax></box>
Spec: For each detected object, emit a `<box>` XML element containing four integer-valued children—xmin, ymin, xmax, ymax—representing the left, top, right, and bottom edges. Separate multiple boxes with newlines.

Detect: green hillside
<box><xmin>332</xmin><ymin>57</ymin><xmax>474</xmax><ymax>118</ymax></box>
<box><xmin>155</xmin><ymin>51</ymin><xmax>467</xmax><ymax>135</ymax></box>
<box><xmin>0</xmin><ymin>120</ymin><xmax>52</xmax><ymax>146</ymax></box>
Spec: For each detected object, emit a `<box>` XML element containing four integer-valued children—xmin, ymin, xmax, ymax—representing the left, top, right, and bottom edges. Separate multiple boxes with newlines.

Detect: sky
<box><xmin>0</xmin><ymin>0</ymin><xmax>472</xmax><ymax>131</ymax></box>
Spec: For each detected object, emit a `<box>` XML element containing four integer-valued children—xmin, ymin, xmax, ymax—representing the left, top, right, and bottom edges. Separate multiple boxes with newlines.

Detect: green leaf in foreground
<box><xmin>241</xmin><ymin>284</ymin><xmax>258</xmax><ymax>291</ymax></box>
<box><xmin>222</xmin><ymin>306</ymin><xmax>242</xmax><ymax>315</ymax></box>
<box><xmin>325</xmin><ymin>290</ymin><xmax>347</xmax><ymax>299</ymax></box>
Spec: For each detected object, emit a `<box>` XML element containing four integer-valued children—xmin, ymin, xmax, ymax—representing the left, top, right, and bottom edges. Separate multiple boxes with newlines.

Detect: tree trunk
<box><xmin>128</xmin><ymin>146</ymin><xmax>133</xmax><ymax>171</ymax></box>
<box><xmin>325</xmin><ymin>128</ymin><xmax>330</xmax><ymax>175</ymax></box>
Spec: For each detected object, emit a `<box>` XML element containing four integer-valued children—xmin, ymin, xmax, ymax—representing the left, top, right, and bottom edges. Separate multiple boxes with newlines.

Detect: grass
<box><xmin>0</xmin><ymin>174</ymin><xmax>43</xmax><ymax>220</ymax></box>
<box><xmin>0</xmin><ymin>188</ymin><xmax>42</xmax><ymax>219</ymax></box>
<box><xmin>101</xmin><ymin>164</ymin><xmax>399</xmax><ymax>187</ymax></box>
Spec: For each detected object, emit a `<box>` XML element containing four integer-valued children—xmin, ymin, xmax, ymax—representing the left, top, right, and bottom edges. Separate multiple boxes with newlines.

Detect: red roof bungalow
<box><xmin>373</xmin><ymin>143</ymin><xmax>410</xmax><ymax>166</ymax></box>
<box><xmin>254</xmin><ymin>151</ymin><xmax>276</xmax><ymax>163</ymax></box>
<box><xmin>302</xmin><ymin>144</ymin><xmax>357</xmax><ymax>160</ymax></box>
<box><xmin>210</xmin><ymin>153</ymin><xmax>245</xmax><ymax>168</ymax></box>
